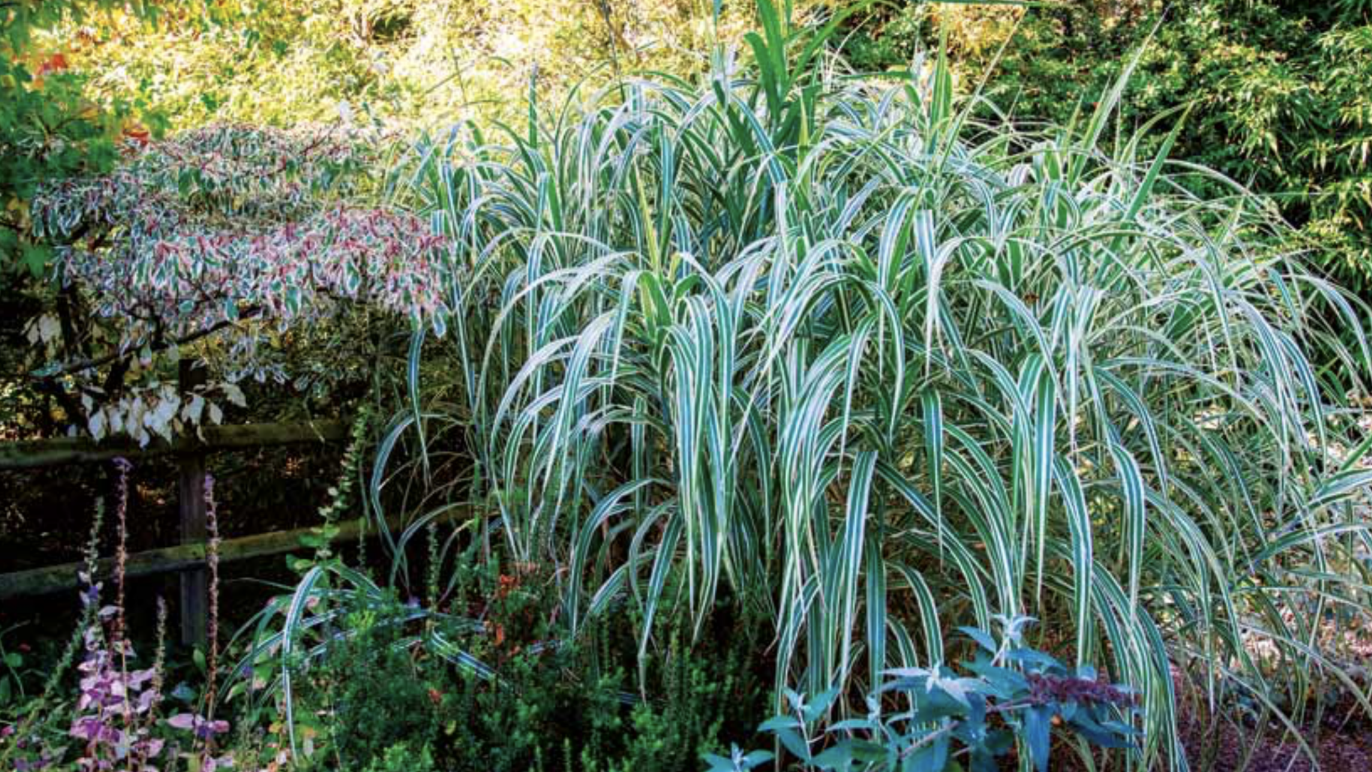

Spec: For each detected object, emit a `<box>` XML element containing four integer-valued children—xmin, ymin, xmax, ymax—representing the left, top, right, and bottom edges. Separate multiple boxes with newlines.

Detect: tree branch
<box><xmin>32</xmin><ymin>305</ymin><xmax>263</xmax><ymax>381</ymax></box>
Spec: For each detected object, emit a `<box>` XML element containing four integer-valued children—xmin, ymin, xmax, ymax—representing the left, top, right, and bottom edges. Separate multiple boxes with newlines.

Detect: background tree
<box><xmin>839</xmin><ymin>0</ymin><xmax>1372</xmax><ymax>302</ymax></box>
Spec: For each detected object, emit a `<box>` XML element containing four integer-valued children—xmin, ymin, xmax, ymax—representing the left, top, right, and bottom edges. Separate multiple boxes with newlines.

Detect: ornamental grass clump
<box><xmin>357</xmin><ymin>3</ymin><xmax>1372</xmax><ymax>767</ymax></box>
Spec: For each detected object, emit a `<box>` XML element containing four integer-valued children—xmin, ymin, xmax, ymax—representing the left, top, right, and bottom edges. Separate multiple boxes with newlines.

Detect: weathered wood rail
<box><xmin>0</xmin><ymin>372</ymin><xmax>350</xmax><ymax>645</ymax></box>
<box><xmin>0</xmin><ymin>420</ymin><xmax>347</xmax><ymax>469</ymax></box>
<box><xmin>0</xmin><ymin>513</ymin><xmax>394</xmax><ymax>599</ymax></box>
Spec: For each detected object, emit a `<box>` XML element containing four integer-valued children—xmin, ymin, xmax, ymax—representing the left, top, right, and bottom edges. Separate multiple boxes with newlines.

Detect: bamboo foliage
<box><xmin>375</xmin><ymin>4</ymin><xmax>1372</xmax><ymax>767</ymax></box>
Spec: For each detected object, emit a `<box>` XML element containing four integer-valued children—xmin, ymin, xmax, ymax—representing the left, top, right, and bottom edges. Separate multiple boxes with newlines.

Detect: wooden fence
<box><xmin>0</xmin><ymin>362</ymin><xmax>349</xmax><ymax>644</ymax></box>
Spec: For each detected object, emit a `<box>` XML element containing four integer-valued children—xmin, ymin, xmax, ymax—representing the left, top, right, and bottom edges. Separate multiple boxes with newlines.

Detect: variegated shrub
<box><xmin>30</xmin><ymin>124</ymin><xmax>451</xmax><ymax>443</ymax></box>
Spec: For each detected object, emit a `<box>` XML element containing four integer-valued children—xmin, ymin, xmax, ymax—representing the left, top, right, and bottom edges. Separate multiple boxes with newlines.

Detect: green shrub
<box><xmin>56</xmin><ymin>0</ymin><xmax>809</xmax><ymax>132</ymax></box>
<box><xmin>251</xmin><ymin>560</ymin><xmax>768</xmax><ymax>771</ymax></box>
<box><xmin>362</xmin><ymin>742</ymin><xmax>437</xmax><ymax>772</ymax></box>
<box><xmin>606</xmin><ymin>604</ymin><xmax>770</xmax><ymax>772</ymax></box>
<box><xmin>317</xmin><ymin>605</ymin><xmax>440</xmax><ymax>770</ymax></box>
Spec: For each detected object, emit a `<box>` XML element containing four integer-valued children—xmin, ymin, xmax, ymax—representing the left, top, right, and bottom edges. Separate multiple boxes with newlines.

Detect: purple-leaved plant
<box><xmin>110</xmin><ymin>458</ymin><xmax>131</xmax><ymax>649</ymax></box>
<box><xmin>69</xmin><ymin>625</ymin><xmax>165</xmax><ymax>771</ymax></box>
<box><xmin>69</xmin><ymin>459</ymin><xmax>168</xmax><ymax>772</ymax></box>
<box><xmin>203</xmin><ymin>474</ymin><xmax>221</xmax><ymax>710</ymax></box>
<box><xmin>164</xmin><ymin>473</ymin><xmax>233</xmax><ymax>772</ymax></box>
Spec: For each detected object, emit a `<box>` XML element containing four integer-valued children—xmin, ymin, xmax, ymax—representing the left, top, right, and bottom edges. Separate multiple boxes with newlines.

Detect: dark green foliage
<box><xmin>843</xmin><ymin>1</ymin><xmax>1372</xmax><ymax>297</ymax></box>
<box><xmin>314</xmin><ymin>605</ymin><xmax>440</xmax><ymax>770</ymax></box>
<box><xmin>608</xmin><ymin>605</ymin><xmax>771</xmax><ymax>772</ymax></box>
<box><xmin>431</xmin><ymin>591</ymin><xmax>769</xmax><ymax>771</ymax></box>
<box><xmin>428</xmin><ymin>620</ymin><xmax>768</xmax><ymax>772</ymax></box>
<box><xmin>0</xmin><ymin>1</ymin><xmax>160</xmax><ymax>276</ymax></box>
<box><xmin>361</xmin><ymin>742</ymin><xmax>437</xmax><ymax>772</ymax></box>
<box><xmin>0</xmin><ymin>53</ymin><xmax>129</xmax><ymax>276</ymax></box>
<box><xmin>282</xmin><ymin>554</ymin><xmax>771</xmax><ymax>772</ymax></box>
<box><xmin>446</xmin><ymin>650</ymin><xmax>627</xmax><ymax>771</ymax></box>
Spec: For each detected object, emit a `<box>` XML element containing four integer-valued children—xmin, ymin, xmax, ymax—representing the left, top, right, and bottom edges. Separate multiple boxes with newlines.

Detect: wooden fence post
<box><xmin>178</xmin><ymin>359</ymin><xmax>208</xmax><ymax>647</ymax></box>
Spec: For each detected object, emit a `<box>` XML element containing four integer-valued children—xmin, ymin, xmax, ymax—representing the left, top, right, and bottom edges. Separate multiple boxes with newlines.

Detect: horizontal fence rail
<box><xmin>0</xmin><ymin>420</ymin><xmax>347</xmax><ymax>470</ymax></box>
<box><xmin>0</xmin><ymin>511</ymin><xmax>461</xmax><ymax>599</ymax></box>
